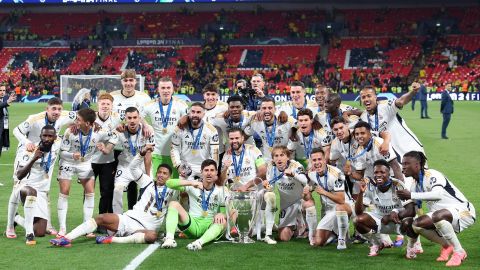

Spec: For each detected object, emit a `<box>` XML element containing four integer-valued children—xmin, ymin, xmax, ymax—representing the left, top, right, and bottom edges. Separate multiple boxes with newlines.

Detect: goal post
<box><xmin>60</xmin><ymin>75</ymin><xmax>145</xmax><ymax>103</ymax></box>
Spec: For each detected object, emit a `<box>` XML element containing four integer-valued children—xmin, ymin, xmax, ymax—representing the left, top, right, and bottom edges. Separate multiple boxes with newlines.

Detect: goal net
<box><xmin>60</xmin><ymin>75</ymin><xmax>145</xmax><ymax>102</ymax></box>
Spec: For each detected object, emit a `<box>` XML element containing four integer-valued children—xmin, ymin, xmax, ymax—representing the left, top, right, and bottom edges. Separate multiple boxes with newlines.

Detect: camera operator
<box><xmin>236</xmin><ymin>74</ymin><xmax>267</xmax><ymax>111</ymax></box>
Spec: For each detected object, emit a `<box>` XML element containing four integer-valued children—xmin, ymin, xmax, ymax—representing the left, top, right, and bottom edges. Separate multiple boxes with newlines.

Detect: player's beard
<box><xmin>190</xmin><ymin>117</ymin><xmax>201</xmax><ymax>127</ymax></box>
<box><xmin>264</xmin><ymin>112</ymin><xmax>273</xmax><ymax>122</ymax></box>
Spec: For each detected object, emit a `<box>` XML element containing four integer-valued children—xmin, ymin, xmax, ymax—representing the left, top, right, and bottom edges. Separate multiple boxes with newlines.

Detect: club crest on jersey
<box><xmin>212</xmin><ymin>135</ymin><xmax>219</xmax><ymax>142</ymax></box>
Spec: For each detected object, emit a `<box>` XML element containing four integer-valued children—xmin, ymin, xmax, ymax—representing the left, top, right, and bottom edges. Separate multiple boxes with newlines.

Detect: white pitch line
<box><xmin>0</xmin><ymin>164</ymin><xmax>13</xmax><ymax>166</ymax></box>
<box><xmin>123</xmin><ymin>243</ymin><xmax>160</xmax><ymax>270</ymax></box>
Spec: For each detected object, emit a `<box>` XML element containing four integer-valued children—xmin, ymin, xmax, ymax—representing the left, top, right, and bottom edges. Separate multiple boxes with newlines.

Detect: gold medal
<box><xmin>234</xmin><ymin>176</ymin><xmax>240</xmax><ymax>183</ymax></box>
<box><xmin>156</xmin><ymin>211</ymin><xmax>162</xmax><ymax>218</ymax></box>
<box><xmin>162</xmin><ymin>128</ymin><xmax>167</xmax><ymax>134</ymax></box>
<box><xmin>345</xmin><ymin>160</ymin><xmax>351</xmax><ymax>167</ymax></box>
<box><xmin>417</xmin><ymin>208</ymin><xmax>424</xmax><ymax>215</ymax></box>
<box><xmin>81</xmin><ymin>156</ymin><xmax>85</xmax><ymax>162</ymax></box>
<box><xmin>192</xmin><ymin>149</ymin><xmax>198</xmax><ymax>155</ymax></box>
<box><xmin>44</xmin><ymin>173</ymin><xmax>49</xmax><ymax>179</ymax></box>
<box><xmin>202</xmin><ymin>210</ymin><xmax>208</xmax><ymax>217</ymax></box>
<box><xmin>268</xmin><ymin>147</ymin><xmax>273</xmax><ymax>153</ymax></box>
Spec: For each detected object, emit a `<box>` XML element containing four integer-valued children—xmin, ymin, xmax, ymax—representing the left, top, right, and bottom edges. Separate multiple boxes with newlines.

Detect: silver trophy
<box><xmin>227</xmin><ymin>191</ymin><xmax>257</xmax><ymax>243</ymax></box>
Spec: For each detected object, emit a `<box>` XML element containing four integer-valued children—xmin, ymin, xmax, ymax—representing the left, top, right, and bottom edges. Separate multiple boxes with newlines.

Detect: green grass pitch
<box><xmin>0</xmin><ymin>101</ymin><xmax>478</xmax><ymax>270</ymax></box>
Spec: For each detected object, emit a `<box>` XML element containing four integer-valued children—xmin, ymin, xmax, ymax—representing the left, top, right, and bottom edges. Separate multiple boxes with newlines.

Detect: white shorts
<box><xmin>365</xmin><ymin>211</ymin><xmax>402</xmax><ymax>235</ymax></box>
<box><xmin>14</xmin><ymin>184</ymin><xmax>49</xmax><ymax>220</ymax></box>
<box><xmin>278</xmin><ymin>201</ymin><xmax>304</xmax><ymax>229</ymax></box>
<box><xmin>115</xmin><ymin>165</ymin><xmax>145</xmax><ymax>186</ymax></box>
<box><xmin>115</xmin><ymin>211</ymin><xmax>148</xmax><ymax>237</ymax></box>
<box><xmin>427</xmin><ymin>203</ymin><xmax>476</xmax><ymax>233</ymax></box>
<box><xmin>58</xmin><ymin>161</ymin><xmax>94</xmax><ymax>180</ymax></box>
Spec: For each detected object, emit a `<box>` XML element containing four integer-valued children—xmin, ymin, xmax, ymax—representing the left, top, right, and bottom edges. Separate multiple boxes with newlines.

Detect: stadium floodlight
<box><xmin>60</xmin><ymin>74</ymin><xmax>144</xmax><ymax>103</ymax></box>
<box><xmin>436</xmin><ymin>22</ymin><xmax>441</xmax><ymax>27</ymax></box>
<box><xmin>219</xmin><ymin>25</ymin><xmax>224</xmax><ymax>30</ymax></box>
<box><xmin>326</xmin><ymin>24</ymin><xmax>332</xmax><ymax>29</ymax></box>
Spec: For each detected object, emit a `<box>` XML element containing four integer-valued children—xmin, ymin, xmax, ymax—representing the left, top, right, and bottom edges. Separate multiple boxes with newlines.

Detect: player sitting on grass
<box><xmin>354</xmin><ymin>159</ymin><xmax>416</xmax><ymax>257</ymax></box>
<box><xmin>161</xmin><ymin>159</ymin><xmax>228</xmax><ymax>251</ymax></box>
<box><xmin>50</xmin><ymin>145</ymin><xmax>178</xmax><ymax>247</ymax></box>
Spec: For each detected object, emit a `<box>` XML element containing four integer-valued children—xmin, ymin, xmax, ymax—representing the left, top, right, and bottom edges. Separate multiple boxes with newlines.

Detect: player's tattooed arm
<box><xmin>378</xmin><ymin>131</ymin><xmax>391</xmax><ymax>156</ymax></box>
<box><xmin>355</xmin><ymin>182</ymin><xmax>367</xmax><ymax>215</ymax></box>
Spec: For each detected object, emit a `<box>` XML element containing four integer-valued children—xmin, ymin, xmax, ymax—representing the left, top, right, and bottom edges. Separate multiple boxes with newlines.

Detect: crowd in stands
<box><xmin>0</xmin><ymin>7</ymin><xmax>479</xmax><ymax>98</ymax></box>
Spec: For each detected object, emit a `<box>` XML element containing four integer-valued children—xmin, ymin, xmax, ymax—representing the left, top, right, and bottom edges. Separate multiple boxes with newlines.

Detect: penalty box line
<box><xmin>123</xmin><ymin>242</ymin><xmax>160</xmax><ymax>270</ymax></box>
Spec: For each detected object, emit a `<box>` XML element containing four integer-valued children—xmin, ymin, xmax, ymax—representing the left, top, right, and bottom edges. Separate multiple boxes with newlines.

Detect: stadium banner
<box><xmin>3</xmin><ymin>37</ymin><xmax>321</xmax><ymax>48</ymax></box>
<box><xmin>186</xmin><ymin>92</ymin><xmax>480</xmax><ymax>102</ymax></box>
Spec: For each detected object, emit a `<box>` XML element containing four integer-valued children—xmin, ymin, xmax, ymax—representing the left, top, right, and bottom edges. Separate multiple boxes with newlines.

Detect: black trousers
<box><xmin>92</xmin><ymin>162</ymin><xmax>116</xmax><ymax>214</ymax></box>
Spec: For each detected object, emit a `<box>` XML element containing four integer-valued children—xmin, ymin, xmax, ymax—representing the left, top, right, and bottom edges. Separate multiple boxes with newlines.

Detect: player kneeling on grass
<box><xmin>161</xmin><ymin>159</ymin><xmax>228</xmax><ymax>251</ymax></box>
<box><xmin>7</xmin><ymin>125</ymin><xmax>60</xmax><ymax>245</ymax></box>
<box><xmin>398</xmin><ymin>151</ymin><xmax>476</xmax><ymax>267</ymax></box>
<box><xmin>304</xmin><ymin>148</ymin><xmax>352</xmax><ymax>249</ymax></box>
<box><xmin>354</xmin><ymin>159</ymin><xmax>416</xmax><ymax>256</ymax></box>
<box><xmin>261</xmin><ymin>146</ymin><xmax>307</xmax><ymax>245</ymax></box>
<box><xmin>50</xmin><ymin>145</ymin><xmax>178</xmax><ymax>247</ymax></box>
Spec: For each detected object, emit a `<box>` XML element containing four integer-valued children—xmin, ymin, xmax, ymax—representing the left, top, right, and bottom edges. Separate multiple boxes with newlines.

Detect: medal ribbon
<box><xmin>189</xmin><ymin>123</ymin><xmax>204</xmax><ymax>150</ymax></box>
<box><xmin>79</xmin><ymin>129</ymin><xmax>93</xmax><ymax>159</ymax></box>
<box><xmin>127</xmin><ymin>127</ymin><xmax>141</xmax><ymax>156</ymax></box>
<box><xmin>316</xmin><ymin>168</ymin><xmax>329</xmax><ymax>192</ymax></box>
<box><xmin>201</xmin><ymin>186</ymin><xmax>215</xmax><ymax>213</ymax></box>
<box><xmin>232</xmin><ymin>145</ymin><xmax>245</xmax><ymax>178</ymax></box>
<box><xmin>302</xmin><ymin>130</ymin><xmax>315</xmax><ymax>159</ymax></box>
<box><xmin>269</xmin><ymin>166</ymin><xmax>285</xmax><ymax>186</ymax></box>
<box><xmin>291</xmin><ymin>100</ymin><xmax>307</xmax><ymax>119</ymax></box>
<box><xmin>41</xmin><ymin>151</ymin><xmax>53</xmax><ymax>174</ymax></box>
<box><xmin>367</xmin><ymin>109</ymin><xmax>379</xmax><ymax>131</ymax></box>
<box><xmin>44</xmin><ymin>113</ymin><xmax>56</xmax><ymax>128</ymax></box>
<box><xmin>227</xmin><ymin>115</ymin><xmax>243</xmax><ymax>129</ymax></box>
<box><xmin>416</xmin><ymin>171</ymin><xmax>424</xmax><ymax>209</ymax></box>
<box><xmin>154</xmin><ymin>185</ymin><xmax>168</xmax><ymax>213</ymax></box>
<box><xmin>264</xmin><ymin>117</ymin><xmax>277</xmax><ymax>147</ymax></box>
<box><xmin>159</xmin><ymin>99</ymin><xmax>172</xmax><ymax>129</ymax></box>
<box><xmin>347</xmin><ymin>138</ymin><xmax>373</xmax><ymax>161</ymax></box>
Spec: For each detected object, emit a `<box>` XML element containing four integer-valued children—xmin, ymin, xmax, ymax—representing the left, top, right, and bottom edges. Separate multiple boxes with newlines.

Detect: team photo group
<box><xmin>3</xmin><ymin>69</ymin><xmax>475</xmax><ymax>267</ymax></box>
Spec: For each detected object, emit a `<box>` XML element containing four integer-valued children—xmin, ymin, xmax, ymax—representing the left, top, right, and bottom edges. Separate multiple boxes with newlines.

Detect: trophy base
<box><xmin>232</xmin><ymin>236</ymin><xmax>255</xmax><ymax>244</ymax></box>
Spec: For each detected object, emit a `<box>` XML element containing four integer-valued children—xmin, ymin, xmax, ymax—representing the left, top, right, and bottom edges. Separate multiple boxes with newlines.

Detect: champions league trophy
<box><xmin>227</xmin><ymin>191</ymin><xmax>257</xmax><ymax>243</ymax></box>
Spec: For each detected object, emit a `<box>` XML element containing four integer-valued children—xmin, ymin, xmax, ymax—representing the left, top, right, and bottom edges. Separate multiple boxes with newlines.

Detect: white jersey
<box><xmin>142</xmin><ymin>97</ymin><xmax>188</xmax><ymax>156</ymax></box>
<box><xmin>112</xmin><ymin>126</ymin><xmax>155</xmax><ymax>168</ymax></box>
<box><xmin>183</xmin><ymin>185</ymin><xmax>228</xmax><ymax>219</ymax></box>
<box><xmin>14</xmin><ymin>111</ymin><xmax>76</xmax><ymax>152</ymax></box>
<box><xmin>276</xmin><ymin>100</ymin><xmax>318</xmax><ymax>121</ymax></box>
<box><xmin>360</xmin><ymin>100</ymin><xmax>424</xmax><ymax>158</ymax></box>
<box><xmin>266</xmin><ymin>160</ymin><xmax>307</xmax><ymax>209</ymax></box>
<box><xmin>203</xmin><ymin>101</ymin><xmax>228</xmax><ymax>123</ymax></box>
<box><xmin>221</xmin><ymin>144</ymin><xmax>265</xmax><ymax>185</ymax></box>
<box><xmin>287</xmin><ymin>128</ymin><xmax>331</xmax><ymax>161</ymax></box>
<box><xmin>329</xmin><ymin>131</ymin><xmax>359</xmax><ymax>166</ymax></box>
<box><xmin>60</xmin><ymin>128</ymin><xmax>115</xmax><ymax>164</ymax></box>
<box><xmin>16</xmin><ymin>139</ymin><xmax>62</xmax><ymax>192</ymax></box>
<box><xmin>92</xmin><ymin>112</ymin><xmax>122</xmax><ymax>164</ymax></box>
<box><xmin>247</xmin><ymin>117</ymin><xmax>295</xmax><ymax>162</ymax></box>
<box><xmin>171</xmin><ymin>121</ymin><xmax>220</xmax><ymax>175</ymax></box>
<box><xmin>352</xmin><ymin>136</ymin><xmax>397</xmax><ymax>178</ymax></box>
<box><xmin>307</xmin><ymin>165</ymin><xmax>347</xmax><ymax>213</ymax></box>
<box><xmin>111</xmin><ymin>90</ymin><xmax>151</xmax><ymax>120</ymax></box>
<box><xmin>210</xmin><ymin>110</ymin><xmax>255</xmax><ymax>153</ymax></box>
<box><xmin>364</xmin><ymin>179</ymin><xmax>412</xmax><ymax>216</ymax></box>
<box><xmin>127</xmin><ymin>181</ymin><xmax>179</xmax><ymax>230</ymax></box>
<box><xmin>410</xmin><ymin>169</ymin><xmax>474</xmax><ymax>215</ymax></box>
